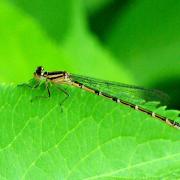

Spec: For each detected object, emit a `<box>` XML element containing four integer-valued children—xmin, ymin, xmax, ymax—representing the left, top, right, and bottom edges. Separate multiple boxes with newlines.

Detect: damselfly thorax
<box><xmin>34</xmin><ymin>68</ymin><xmax>71</xmax><ymax>84</ymax></box>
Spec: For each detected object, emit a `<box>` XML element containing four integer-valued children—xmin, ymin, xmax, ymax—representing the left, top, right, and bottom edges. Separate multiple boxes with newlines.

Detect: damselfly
<box><xmin>33</xmin><ymin>66</ymin><xmax>180</xmax><ymax>129</ymax></box>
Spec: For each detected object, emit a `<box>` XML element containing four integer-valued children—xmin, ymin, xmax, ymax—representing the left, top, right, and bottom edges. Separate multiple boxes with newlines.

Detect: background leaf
<box><xmin>104</xmin><ymin>0</ymin><xmax>180</xmax><ymax>108</ymax></box>
<box><xmin>0</xmin><ymin>0</ymin><xmax>132</xmax><ymax>84</ymax></box>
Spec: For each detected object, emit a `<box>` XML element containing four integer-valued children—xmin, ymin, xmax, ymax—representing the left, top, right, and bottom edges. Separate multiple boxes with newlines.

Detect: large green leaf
<box><xmin>0</xmin><ymin>83</ymin><xmax>179</xmax><ymax>179</ymax></box>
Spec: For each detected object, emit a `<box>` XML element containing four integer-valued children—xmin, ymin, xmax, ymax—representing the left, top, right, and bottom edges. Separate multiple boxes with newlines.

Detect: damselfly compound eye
<box><xmin>35</xmin><ymin>66</ymin><xmax>44</xmax><ymax>76</ymax></box>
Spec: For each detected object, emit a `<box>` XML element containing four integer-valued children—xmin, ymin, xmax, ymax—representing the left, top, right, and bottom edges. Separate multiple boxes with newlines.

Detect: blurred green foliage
<box><xmin>0</xmin><ymin>0</ymin><xmax>179</xmax><ymax>108</ymax></box>
<box><xmin>0</xmin><ymin>0</ymin><xmax>130</xmax><ymax>84</ymax></box>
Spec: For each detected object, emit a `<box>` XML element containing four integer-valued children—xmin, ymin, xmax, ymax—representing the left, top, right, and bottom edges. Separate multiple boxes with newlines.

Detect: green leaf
<box><xmin>0</xmin><ymin>83</ymin><xmax>180</xmax><ymax>179</ymax></box>
<box><xmin>106</xmin><ymin>0</ymin><xmax>180</xmax><ymax>85</ymax></box>
<box><xmin>84</xmin><ymin>0</ymin><xmax>114</xmax><ymax>15</ymax></box>
<box><xmin>0</xmin><ymin>0</ymin><xmax>133</xmax><ymax>85</ymax></box>
<box><xmin>0</xmin><ymin>0</ymin><xmax>72</xmax><ymax>83</ymax></box>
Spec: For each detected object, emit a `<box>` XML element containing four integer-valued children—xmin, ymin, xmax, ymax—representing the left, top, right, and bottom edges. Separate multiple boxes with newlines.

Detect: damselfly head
<box><xmin>34</xmin><ymin>66</ymin><xmax>44</xmax><ymax>79</ymax></box>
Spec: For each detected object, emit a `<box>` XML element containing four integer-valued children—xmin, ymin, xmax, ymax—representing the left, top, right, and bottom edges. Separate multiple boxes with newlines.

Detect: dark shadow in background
<box><xmin>153</xmin><ymin>77</ymin><xmax>180</xmax><ymax>110</ymax></box>
<box><xmin>11</xmin><ymin>0</ymin><xmax>133</xmax><ymax>43</ymax></box>
<box><xmin>88</xmin><ymin>0</ymin><xmax>133</xmax><ymax>42</ymax></box>
<box><xmin>9</xmin><ymin>0</ymin><xmax>72</xmax><ymax>43</ymax></box>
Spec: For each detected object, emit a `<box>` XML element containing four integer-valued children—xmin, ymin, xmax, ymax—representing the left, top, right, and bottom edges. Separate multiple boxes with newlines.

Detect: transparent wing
<box><xmin>70</xmin><ymin>74</ymin><xmax>169</xmax><ymax>105</ymax></box>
